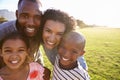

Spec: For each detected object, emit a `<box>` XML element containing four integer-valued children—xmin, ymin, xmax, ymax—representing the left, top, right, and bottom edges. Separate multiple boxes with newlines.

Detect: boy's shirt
<box><xmin>52</xmin><ymin>55</ymin><xmax>90</xmax><ymax>80</ymax></box>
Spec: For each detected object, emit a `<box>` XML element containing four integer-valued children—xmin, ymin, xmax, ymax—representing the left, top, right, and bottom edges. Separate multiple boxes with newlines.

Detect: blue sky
<box><xmin>0</xmin><ymin>0</ymin><xmax>120</xmax><ymax>28</ymax></box>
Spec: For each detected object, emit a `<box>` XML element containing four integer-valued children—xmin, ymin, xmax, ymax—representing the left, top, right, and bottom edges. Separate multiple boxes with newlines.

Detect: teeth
<box><xmin>26</xmin><ymin>27</ymin><xmax>35</xmax><ymax>32</ymax></box>
<box><xmin>11</xmin><ymin>60</ymin><xmax>18</xmax><ymax>64</ymax></box>
<box><xmin>62</xmin><ymin>57</ymin><xmax>69</xmax><ymax>61</ymax></box>
<box><xmin>47</xmin><ymin>41</ymin><xmax>54</xmax><ymax>45</ymax></box>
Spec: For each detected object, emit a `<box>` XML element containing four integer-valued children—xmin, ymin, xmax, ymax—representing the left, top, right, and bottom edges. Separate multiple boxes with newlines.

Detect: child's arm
<box><xmin>43</xmin><ymin>67</ymin><xmax>51</xmax><ymax>80</ymax></box>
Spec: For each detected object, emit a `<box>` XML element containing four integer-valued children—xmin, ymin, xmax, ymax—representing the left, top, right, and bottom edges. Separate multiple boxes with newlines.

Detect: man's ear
<box><xmin>16</xmin><ymin>10</ymin><xmax>18</xmax><ymax>19</ymax></box>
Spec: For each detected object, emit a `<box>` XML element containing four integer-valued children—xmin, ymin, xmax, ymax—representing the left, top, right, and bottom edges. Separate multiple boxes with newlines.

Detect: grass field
<box><xmin>43</xmin><ymin>27</ymin><xmax>120</xmax><ymax>80</ymax></box>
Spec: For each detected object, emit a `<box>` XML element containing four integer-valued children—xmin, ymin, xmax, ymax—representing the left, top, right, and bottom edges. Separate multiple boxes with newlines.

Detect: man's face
<box><xmin>16</xmin><ymin>1</ymin><xmax>42</xmax><ymax>37</ymax></box>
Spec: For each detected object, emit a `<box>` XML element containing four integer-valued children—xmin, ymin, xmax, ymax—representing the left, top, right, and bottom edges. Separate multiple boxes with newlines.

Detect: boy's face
<box><xmin>58</xmin><ymin>37</ymin><xmax>84</xmax><ymax>67</ymax></box>
<box><xmin>0</xmin><ymin>39</ymin><xmax>28</xmax><ymax>70</ymax></box>
<box><xmin>43</xmin><ymin>20</ymin><xmax>65</xmax><ymax>50</ymax></box>
<box><xmin>16</xmin><ymin>1</ymin><xmax>42</xmax><ymax>37</ymax></box>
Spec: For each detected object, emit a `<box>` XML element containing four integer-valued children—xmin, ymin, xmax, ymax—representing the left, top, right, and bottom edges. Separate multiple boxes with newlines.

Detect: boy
<box><xmin>52</xmin><ymin>31</ymin><xmax>90</xmax><ymax>80</ymax></box>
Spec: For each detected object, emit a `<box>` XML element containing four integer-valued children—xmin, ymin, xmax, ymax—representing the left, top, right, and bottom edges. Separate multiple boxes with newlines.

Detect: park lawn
<box><xmin>79</xmin><ymin>27</ymin><xmax>120</xmax><ymax>80</ymax></box>
<box><xmin>43</xmin><ymin>27</ymin><xmax>120</xmax><ymax>80</ymax></box>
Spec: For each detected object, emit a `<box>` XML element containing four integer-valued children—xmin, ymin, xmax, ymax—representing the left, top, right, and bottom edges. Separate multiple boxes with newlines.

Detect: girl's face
<box><xmin>43</xmin><ymin>20</ymin><xmax>66</xmax><ymax>50</ymax></box>
<box><xmin>0</xmin><ymin>39</ymin><xmax>28</xmax><ymax>70</ymax></box>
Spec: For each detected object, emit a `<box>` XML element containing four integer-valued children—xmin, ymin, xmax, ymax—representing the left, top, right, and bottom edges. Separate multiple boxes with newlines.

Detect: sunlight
<box><xmin>0</xmin><ymin>0</ymin><xmax>120</xmax><ymax>28</ymax></box>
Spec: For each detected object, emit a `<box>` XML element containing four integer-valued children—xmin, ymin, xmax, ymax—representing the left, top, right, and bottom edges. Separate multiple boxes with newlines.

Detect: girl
<box><xmin>0</xmin><ymin>32</ymin><xmax>50</xmax><ymax>80</ymax></box>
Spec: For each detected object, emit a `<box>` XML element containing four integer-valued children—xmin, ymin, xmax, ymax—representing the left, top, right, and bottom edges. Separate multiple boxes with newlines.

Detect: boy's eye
<box><xmin>71</xmin><ymin>50</ymin><xmax>78</xmax><ymax>54</ymax></box>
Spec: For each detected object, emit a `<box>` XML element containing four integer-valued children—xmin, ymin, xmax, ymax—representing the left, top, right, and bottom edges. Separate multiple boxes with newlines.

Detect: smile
<box><xmin>11</xmin><ymin>60</ymin><xmax>19</xmax><ymax>64</ymax></box>
<box><xmin>62</xmin><ymin>57</ymin><xmax>69</xmax><ymax>61</ymax></box>
<box><xmin>26</xmin><ymin>27</ymin><xmax>35</xmax><ymax>33</ymax></box>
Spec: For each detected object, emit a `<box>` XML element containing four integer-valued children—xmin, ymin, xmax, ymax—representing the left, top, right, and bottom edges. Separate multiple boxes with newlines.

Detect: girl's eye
<box><xmin>18</xmin><ymin>49</ymin><xmax>26</xmax><ymax>52</ymax></box>
<box><xmin>3</xmin><ymin>50</ymin><xmax>12</xmax><ymax>54</ymax></box>
<box><xmin>4</xmin><ymin>50</ymin><xmax>11</xmax><ymax>53</ymax></box>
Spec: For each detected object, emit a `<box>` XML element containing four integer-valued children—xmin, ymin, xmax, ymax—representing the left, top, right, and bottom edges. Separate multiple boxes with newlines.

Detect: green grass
<box><xmin>79</xmin><ymin>27</ymin><xmax>120</xmax><ymax>80</ymax></box>
<box><xmin>43</xmin><ymin>27</ymin><xmax>120</xmax><ymax>80</ymax></box>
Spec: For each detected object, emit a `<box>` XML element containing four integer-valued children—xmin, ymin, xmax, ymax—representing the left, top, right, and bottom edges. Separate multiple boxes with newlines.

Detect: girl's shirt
<box><xmin>0</xmin><ymin>62</ymin><xmax>44</xmax><ymax>80</ymax></box>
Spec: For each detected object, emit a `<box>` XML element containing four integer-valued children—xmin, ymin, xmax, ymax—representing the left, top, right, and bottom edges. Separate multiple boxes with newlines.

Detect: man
<box><xmin>0</xmin><ymin>0</ymin><xmax>42</xmax><ymax>68</ymax></box>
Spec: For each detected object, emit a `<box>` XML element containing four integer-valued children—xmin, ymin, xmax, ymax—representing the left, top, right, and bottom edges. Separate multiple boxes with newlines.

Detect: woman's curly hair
<box><xmin>40</xmin><ymin>9</ymin><xmax>76</xmax><ymax>42</ymax></box>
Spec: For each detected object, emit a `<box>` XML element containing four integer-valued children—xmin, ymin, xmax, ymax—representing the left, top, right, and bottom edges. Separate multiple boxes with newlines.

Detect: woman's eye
<box><xmin>45</xmin><ymin>29</ymin><xmax>51</xmax><ymax>33</ymax></box>
<box><xmin>57</xmin><ymin>33</ymin><xmax>63</xmax><ymax>36</ymax></box>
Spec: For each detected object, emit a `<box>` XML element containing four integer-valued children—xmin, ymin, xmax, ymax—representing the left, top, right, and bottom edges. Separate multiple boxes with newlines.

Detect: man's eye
<box><xmin>34</xmin><ymin>15</ymin><xmax>41</xmax><ymax>21</ymax></box>
<box><xmin>20</xmin><ymin>14</ymin><xmax>28</xmax><ymax>19</ymax></box>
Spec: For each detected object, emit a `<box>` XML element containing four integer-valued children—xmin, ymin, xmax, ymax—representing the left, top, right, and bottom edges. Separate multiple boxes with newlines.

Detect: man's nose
<box><xmin>27</xmin><ymin>17</ymin><xmax>34</xmax><ymax>26</ymax></box>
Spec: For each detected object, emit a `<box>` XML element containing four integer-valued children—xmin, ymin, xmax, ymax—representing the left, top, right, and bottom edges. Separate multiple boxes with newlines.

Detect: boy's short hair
<box><xmin>63</xmin><ymin>31</ymin><xmax>86</xmax><ymax>51</ymax></box>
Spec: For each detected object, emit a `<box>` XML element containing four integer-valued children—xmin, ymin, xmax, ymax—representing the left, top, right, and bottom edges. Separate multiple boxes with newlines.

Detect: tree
<box><xmin>0</xmin><ymin>16</ymin><xmax>7</xmax><ymax>23</ymax></box>
<box><xmin>76</xmin><ymin>19</ymin><xmax>87</xmax><ymax>28</ymax></box>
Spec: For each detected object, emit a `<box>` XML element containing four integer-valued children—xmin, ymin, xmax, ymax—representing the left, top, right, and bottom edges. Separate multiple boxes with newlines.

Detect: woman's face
<box><xmin>42</xmin><ymin>20</ymin><xmax>66</xmax><ymax>50</ymax></box>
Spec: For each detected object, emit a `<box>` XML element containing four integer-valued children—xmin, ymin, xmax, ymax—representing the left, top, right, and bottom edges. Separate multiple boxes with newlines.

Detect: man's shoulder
<box><xmin>0</xmin><ymin>20</ymin><xmax>17</xmax><ymax>41</ymax></box>
<box><xmin>0</xmin><ymin>20</ymin><xmax>16</xmax><ymax>29</ymax></box>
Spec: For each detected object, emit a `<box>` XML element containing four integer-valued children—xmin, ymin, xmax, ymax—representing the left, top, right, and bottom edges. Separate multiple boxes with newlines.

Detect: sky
<box><xmin>0</xmin><ymin>0</ymin><xmax>120</xmax><ymax>28</ymax></box>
